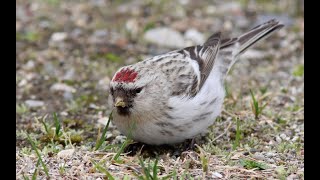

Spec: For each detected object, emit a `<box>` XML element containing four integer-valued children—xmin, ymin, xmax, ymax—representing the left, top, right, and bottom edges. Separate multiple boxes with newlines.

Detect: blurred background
<box><xmin>16</xmin><ymin>0</ymin><xmax>304</xmax><ymax>120</ymax></box>
<box><xmin>16</xmin><ymin>0</ymin><xmax>304</xmax><ymax>178</ymax></box>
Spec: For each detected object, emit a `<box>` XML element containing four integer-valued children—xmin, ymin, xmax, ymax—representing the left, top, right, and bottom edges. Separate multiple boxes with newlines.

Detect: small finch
<box><xmin>109</xmin><ymin>19</ymin><xmax>284</xmax><ymax>145</ymax></box>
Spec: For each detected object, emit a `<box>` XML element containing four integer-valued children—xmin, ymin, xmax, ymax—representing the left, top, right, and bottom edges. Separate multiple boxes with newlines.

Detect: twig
<box><xmin>16</xmin><ymin>165</ymin><xmax>26</xmax><ymax>176</ymax></box>
<box><xmin>123</xmin><ymin>165</ymin><xmax>141</xmax><ymax>174</ymax></box>
<box><xmin>293</xmin><ymin>107</ymin><xmax>304</xmax><ymax>114</ymax></box>
<box><xmin>215</xmin><ymin>165</ymin><xmax>261</xmax><ymax>175</ymax></box>
<box><xmin>212</xmin><ymin>121</ymin><xmax>232</xmax><ymax>142</ymax></box>
<box><xmin>222</xmin><ymin>109</ymin><xmax>238</xmax><ymax>118</ymax></box>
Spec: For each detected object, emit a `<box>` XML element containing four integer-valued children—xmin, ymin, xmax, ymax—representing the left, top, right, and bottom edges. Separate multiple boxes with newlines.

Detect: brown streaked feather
<box><xmin>204</xmin><ymin>32</ymin><xmax>221</xmax><ymax>46</ymax></box>
<box><xmin>220</xmin><ymin>37</ymin><xmax>238</xmax><ymax>49</ymax></box>
<box><xmin>200</xmin><ymin>32</ymin><xmax>221</xmax><ymax>88</ymax></box>
<box><xmin>177</xmin><ymin>32</ymin><xmax>221</xmax><ymax>96</ymax></box>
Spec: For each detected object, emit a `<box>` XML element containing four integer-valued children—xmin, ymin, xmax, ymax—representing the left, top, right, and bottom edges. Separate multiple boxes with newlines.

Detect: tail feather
<box><xmin>217</xmin><ymin>19</ymin><xmax>284</xmax><ymax>76</ymax></box>
<box><xmin>235</xmin><ymin>19</ymin><xmax>284</xmax><ymax>56</ymax></box>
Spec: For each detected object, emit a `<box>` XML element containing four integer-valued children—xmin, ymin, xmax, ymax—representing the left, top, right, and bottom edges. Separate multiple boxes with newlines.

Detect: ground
<box><xmin>16</xmin><ymin>0</ymin><xmax>304</xmax><ymax>179</ymax></box>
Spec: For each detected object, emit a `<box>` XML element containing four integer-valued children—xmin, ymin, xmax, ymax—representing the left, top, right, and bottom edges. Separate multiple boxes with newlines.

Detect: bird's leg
<box><xmin>124</xmin><ymin>141</ymin><xmax>145</xmax><ymax>156</ymax></box>
<box><xmin>181</xmin><ymin>138</ymin><xmax>197</xmax><ymax>151</ymax></box>
<box><xmin>188</xmin><ymin>137</ymin><xmax>196</xmax><ymax>150</ymax></box>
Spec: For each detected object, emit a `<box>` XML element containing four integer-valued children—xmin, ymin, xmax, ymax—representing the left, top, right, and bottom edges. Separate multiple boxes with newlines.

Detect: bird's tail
<box><xmin>217</xmin><ymin>19</ymin><xmax>284</xmax><ymax>76</ymax></box>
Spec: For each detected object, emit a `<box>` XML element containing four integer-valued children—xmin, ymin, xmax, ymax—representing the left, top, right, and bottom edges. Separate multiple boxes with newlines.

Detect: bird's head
<box><xmin>109</xmin><ymin>66</ymin><xmax>156</xmax><ymax>116</ymax></box>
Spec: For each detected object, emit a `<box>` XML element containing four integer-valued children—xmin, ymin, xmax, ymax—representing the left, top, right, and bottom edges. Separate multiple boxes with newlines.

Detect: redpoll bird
<box><xmin>109</xmin><ymin>19</ymin><xmax>284</xmax><ymax>145</ymax></box>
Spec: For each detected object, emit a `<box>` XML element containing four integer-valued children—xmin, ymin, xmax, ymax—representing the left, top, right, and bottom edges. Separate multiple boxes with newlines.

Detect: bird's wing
<box><xmin>184</xmin><ymin>32</ymin><xmax>221</xmax><ymax>90</ymax></box>
<box><xmin>175</xmin><ymin>32</ymin><xmax>221</xmax><ymax>96</ymax></box>
<box><xmin>148</xmin><ymin>32</ymin><xmax>221</xmax><ymax>97</ymax></box>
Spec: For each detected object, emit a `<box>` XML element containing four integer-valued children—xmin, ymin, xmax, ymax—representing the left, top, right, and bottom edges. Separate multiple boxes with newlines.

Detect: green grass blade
<box><xmin>138</xmin><ymin>157</ymin><xmax>150</xmax><ymax>180</ymax></box>
<box><xmin>32</xmin><ymin>159</ymin><xmax>40</xmax><ymax>180</ymax></box>
<box><xmin>240</xmin><ymin>158</ymin><xmax>268</xmax><ymax>170</ymax></box>
<box><xmin>39</xmin><ymin>116</ymin><xmax>49</xmax><ymax>134</ymax></box>
<box><xmin>91</xmin><ymin>159</ymin><xmax>115</xmax><ymax>180</ymax></box>
<box><xmin>250</xmin><ymin>89</ymin><xmax>259</xmax><ymax>118</ymax></box>
<box><xmin>113</xmin><ymin>138</ymin><xmax>130</xmax><ymax>161</ymax></box>
<box><xmin>26</xmin><ymin>134</ymin><xmax>49</xmax><ymax>177</ymax></box>
<box><xmin>22</xmin><ymin>174</ymin><xmax>30</xmax><ymax>180</ymax></box>
<box><xmin>162</xmin><ymin>169</ymin><xmax>177</xmax><ymax>180</ymax></box>
<box><xmin>53</xmin><ymin>112</ymin><xmax>61</xmax><ymax>136</ymax></box>
<box><xmin>131</xmin><ymin>170</ymin><xmax>144</xmax><ymax>180</ymax></box>
<box><xmin>260</xmin><ymin>102</ymin><xmax>269</xmax><ymax>114</ymax></box>
<box><xmin>95</xmin><ymin>111</ymin><xmax>113</xmax><ymax>150</ymax></box>
<box><xmin>152</xmin><ymin>158</ymin><xmax>158</xmax><ymax>180</ymax></box>
<box><xmin>123</xmin><ymin>175</ymin><xmax>131</xmax><ymax>180</ymax></box>
<box><xmin>232</xmin><ymin>118</ymin><xmax>241</xmax><ymax>150</ymax></box>
<box><xmin>196</xmin><ymin>145</ymin><xmax>208</xmax><ymax>173</ymax></box>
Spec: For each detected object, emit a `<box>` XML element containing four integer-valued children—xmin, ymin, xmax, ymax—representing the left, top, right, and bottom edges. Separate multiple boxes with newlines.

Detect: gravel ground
<box><xmin>16</xmin><ymin>0</ymin><xmax>304</xmax><ymax>179</ymax></box>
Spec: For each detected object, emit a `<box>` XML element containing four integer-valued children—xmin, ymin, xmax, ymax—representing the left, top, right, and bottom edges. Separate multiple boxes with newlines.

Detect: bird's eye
<box><xmin>135</xmin><ymin>87</ymin><xmax>143</xmax><ymax>94</ymax></box>
<box><xmin>110</xmin><ymin>87</ymin><xmax>114</xmax><ymax>95</ymax></box>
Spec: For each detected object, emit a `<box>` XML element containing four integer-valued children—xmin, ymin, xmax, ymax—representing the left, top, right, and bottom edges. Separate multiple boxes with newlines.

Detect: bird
<box><xmin>109</xmin><ymin>19</ymin><xmax>284</xmax><ymax>145</ymax></box>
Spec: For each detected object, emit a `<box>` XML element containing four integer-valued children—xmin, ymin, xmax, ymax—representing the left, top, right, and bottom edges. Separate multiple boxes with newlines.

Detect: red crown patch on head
<box><xmin>113</xmin><ymin>68</ymin><xmax>138</xmax><ymax>83</ymax></box>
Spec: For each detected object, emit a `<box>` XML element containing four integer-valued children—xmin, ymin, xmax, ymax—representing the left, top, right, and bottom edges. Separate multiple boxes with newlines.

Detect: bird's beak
<box><xmin>114</xmin><ymin>97</ymin><xmax>126</xmax><ymax>107</ymax></box>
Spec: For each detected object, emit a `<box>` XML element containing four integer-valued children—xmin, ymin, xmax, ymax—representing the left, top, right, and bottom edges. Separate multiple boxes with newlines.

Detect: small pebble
<box><xmin>280</xmin><ymin>133</ymin><xmax>287</xmax><ymax>140</ymax></box>
<box><xmin>63</xmin><ymin>92</ymin><xmax>73</xmax><ymax>100</ymax></box>
<box><xmin>266</xmin><ymin>152</ymin><xmax>274</xmax><ymax>158</ymax></box>
<box><xmin>276</xmin><ymin>136</ymin><xmax>282</xmax><ymax>143</ymax></box>
<box><xmin>144</xmin><ymin>27</ymin><xmax>185</xmax><ymax>48</ymax></box>
<box><xmin>114</xmin><ymin>135</ymin><xmax>126</xmax><ymax>144</ymax></box>
<box><xmin>98</xmin><ymin>117</ymin><xmax>109</xmax><ymax>126</ymax></box>
<box><xmin>51</xmin><ymin>83</ymin><xmax>76</xmax><ymax>93</ymax></box>
<box><xmin>292</xmin><ymin>136</ymin><xmax>299</xmax><ymax>142</ymax></box>
<box><xmin>212</xmin><ymin>172</ymin><xmax>223</xmax><ymax>178</ymax></box>
<box><xmin>287</xmin><ymin>173</ymin><xmax>299</xmax><ymax>180</ymax></box>
<box><xmin>50</xmin><ymin>32</ymin><xmax>67</xmax><ymax>42</ymax></box>
<box><xmin>250</xmin><ymin>148</ymin><xmax>259</xmax><ymax>153</ymax></box>
<box><xmin>57</xmin><ymin>149</ymin><xmax>75</xmax><ymax>159</ymax></box>
<box><xmin>184</xmin><ymin>28</ymin><xmax>205</xmax><ymax>44</ymax></box>
<box><xmin>25</xmin><ymin>100</ymin><xmax>44</xmax><ymax>108</ymax></box>
<box><xmin>266</xmin><ymin>158</ymin><xmax>275</xmax><ymax>163</ymax></box>
<box><xmin>253</xmin><ymin>153</ymin><xmax>265</xmax><ymax>161</ymax></box>
<box><xmin>24</xmin><ymin>60</ymin><xmax>35</xmax><ymax>70</ymax></box>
